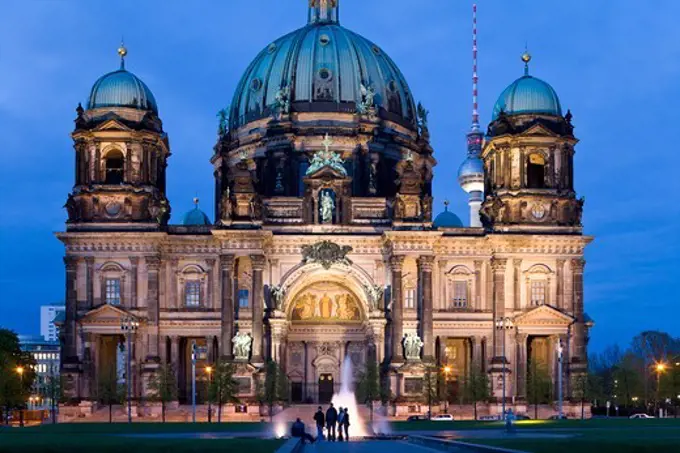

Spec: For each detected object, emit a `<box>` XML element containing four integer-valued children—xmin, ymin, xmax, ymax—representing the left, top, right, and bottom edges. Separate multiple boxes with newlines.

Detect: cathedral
<box><xmin>58</xmin><ymin>0</ymin><xmax>592</xmax><ymax>417</ymax></box>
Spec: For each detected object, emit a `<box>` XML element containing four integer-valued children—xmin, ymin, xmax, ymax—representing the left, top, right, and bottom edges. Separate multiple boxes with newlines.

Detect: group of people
<box><xmin>291</xmin><ymin>403</ymin><xmax>351</xmax><ymax>444</ymax></box>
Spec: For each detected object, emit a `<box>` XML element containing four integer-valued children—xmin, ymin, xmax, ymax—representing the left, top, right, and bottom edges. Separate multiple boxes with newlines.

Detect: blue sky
<box><xmin>0</xmin><ymin>0</ymin><xmax>678</xmax><ymax>352</ymax></box>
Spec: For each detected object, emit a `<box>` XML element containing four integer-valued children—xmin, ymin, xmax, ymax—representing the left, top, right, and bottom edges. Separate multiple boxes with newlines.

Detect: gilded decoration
<box><xmin>291</xmin><ymin>282</ymin><xmax>362</xmax><ymax>323</ymax></box>
<box><xmin>301</xmin><ymin>240</ymin><xmax>352</xmax><ymax>269</ymax></box>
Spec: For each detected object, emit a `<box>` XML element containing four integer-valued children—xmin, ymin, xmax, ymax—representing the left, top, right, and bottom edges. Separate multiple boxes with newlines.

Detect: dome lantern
<box><xmin>308</xmin><ymin>0</ymin><xmax>339</xmax><ymax>24</ymax></box>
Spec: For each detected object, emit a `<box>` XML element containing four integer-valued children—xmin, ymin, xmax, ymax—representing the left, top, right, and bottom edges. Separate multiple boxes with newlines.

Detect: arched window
<box><xmin>105</xmin><ymin>150</ymin><xmax>125</xmax><ymax>184</ymax></box>
<box><xmin>527</xmin><ymin>153</ymin><xmax>545</xmax><ymax>189</ymax></box>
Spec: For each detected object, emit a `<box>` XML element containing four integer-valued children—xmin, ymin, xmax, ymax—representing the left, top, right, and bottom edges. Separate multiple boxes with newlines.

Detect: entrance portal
<box><xmin>318</xmin><ymin>373</ymin><xmax>334</xmax><ymax>403</ymax></box>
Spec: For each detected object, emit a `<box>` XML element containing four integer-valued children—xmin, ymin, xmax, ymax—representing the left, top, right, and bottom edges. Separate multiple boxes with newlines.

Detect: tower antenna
<box><xmin>471</xmin><ymin>3</ymin><xmax>479</xmax><ymax>131</ymax></box>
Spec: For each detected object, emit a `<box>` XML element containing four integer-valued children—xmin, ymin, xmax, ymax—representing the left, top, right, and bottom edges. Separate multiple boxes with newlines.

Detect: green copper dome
<box><xmin>492</xmin><ymin>54</ymin><xmax>561</xmax><ymax>121</ymax></box>
<box><xmin>433</xmin><ymin>206</ymin><xmax>463</xmax><ymax>228</ymax></box>
<box><xmin>229</xmin><ymin>1</ymin><xmax>417</xmax><ymax>130</ymax></box>
<box><xmin>182</xmin><ymin>200</ymin><xmax>211</xmax><ymax>226</ymax></box>
<box><xmin>87</xmin><ymin>47</ymin><xmax>158</xmax><ymax>114</ymax></box>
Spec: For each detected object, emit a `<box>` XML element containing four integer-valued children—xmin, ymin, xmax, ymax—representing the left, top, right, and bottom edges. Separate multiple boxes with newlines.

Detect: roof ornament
<box><xmin>217</xmin><ymin>108</ymin><xmax>229</xmax><ymax>137</ymax></box>
<box><xmin>416</xmin><ymin>102</ymin><xmax>429</xmax><ymax>134</ymax></box>
<box><xmin>522</xmin><ymin>44</ymin><xmax>531</xmax><ymax>76</ymax></box>
<box><xmin>306</xmin><ymin>133</ymin><xmax>347</xmax><ymax>176</ymax></box>
<box><xmin>357</xmin><ymin>82</ymin><xmax>376</xmax><ymax>117</ymax></box>
<box><xmin>193</xmin><ymin>197</ymin><xmax>200</xmax><ymax>208</ymax></box>
<box><xmin>443</xmin><ymin>199</ymin><xmax>450</xmax><ymax>212</ymax></box>
<box><xmin>308</xmin><ymin>0</ymin><xmax>339</xmax><ymax>25</ymax></box>
<box><xmin>273</xmin><ymin>85</ymin><xmax>291</xmax><ymax>119</ymax></box>
<box><xmin>117</xmin><ymin>39</ymin><xmax>127</xmax><ymax>70</ymax></box>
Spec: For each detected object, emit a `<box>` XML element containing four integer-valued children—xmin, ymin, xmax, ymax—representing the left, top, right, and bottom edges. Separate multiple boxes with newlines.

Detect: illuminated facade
<box><xmin>58</xmin><ymin>1</ymin><xmax>591</xmax><ymax>417</ymax></box>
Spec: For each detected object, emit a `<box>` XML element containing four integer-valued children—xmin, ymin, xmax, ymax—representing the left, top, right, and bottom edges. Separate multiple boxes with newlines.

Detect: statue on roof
<box><xmin>217</xmin><ymin>109</ymin><xmax>229</xmax><ymax>137</ymax></box>
<box><xmin>417</xmin><ymin>102</ymin><xmax>429</xmax><ymax>132</ymax></box>
<box><xmin>274</xmin><ymin>85</ymin><xmax>291</xmax><ymax>118</ymax></box>
<box><xmin>357</xmin><ymin>83</ymin><xmax>376</xmax><ymax>116</ymax></box>
<box><xmin>305</xmin><ymin>134</ymin><xmax>347</xmax><ymax>176</ymax></box>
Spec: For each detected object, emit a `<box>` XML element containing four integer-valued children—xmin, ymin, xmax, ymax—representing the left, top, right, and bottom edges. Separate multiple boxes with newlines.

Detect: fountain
<box><xmin>330</xmin><ymin>356</ymin><xmax>391</xmax><ymax>437</ymax></box>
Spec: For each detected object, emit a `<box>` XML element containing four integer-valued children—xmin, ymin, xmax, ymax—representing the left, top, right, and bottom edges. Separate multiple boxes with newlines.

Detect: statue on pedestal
<box><xmin>232</xmin><ymin>332</ymin><xmax>253</xmax><ymax>361</ymax></box>
<box><xmin>403</xmin><ymin>333</ymin><xmax>423</xmax><ymax>361</ymax></box>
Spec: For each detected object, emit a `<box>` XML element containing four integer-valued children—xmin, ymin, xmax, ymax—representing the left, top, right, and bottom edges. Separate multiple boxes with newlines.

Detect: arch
<box><xmin>178</xmin><ymin>263</ymin><xmax>206</xmax><ymax>275</ymax></box>
<box><xmin>525</xmin><ymin>263</ymin><xmax>553</xmax><ymax>275</ymax></box>
<box><xmin>527</xmin><ymin>152</ymin><xmax>547</xmax><ymax>189</ymax></box>
<box><xmin>104</xmin><ymin>148</ymin><xmax>125</xmax><ymax>184</ymax></box>
<box><xmin>278</xmin><ymin>262</ymin><xmax>376</xmax><ymax>320</ymax></box>
<box><xmin>99</xmin><ymin>261</ymin><xmax>126</xmax><ymax>273</ymax></box>
<box><xmin>445</xmin><ymin>264</ymin><xmax>474</xmax><ymax>276</ymax></box>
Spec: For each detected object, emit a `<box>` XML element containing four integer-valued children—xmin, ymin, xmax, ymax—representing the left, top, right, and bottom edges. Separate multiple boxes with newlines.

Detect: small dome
<box><xmin>88</xmin><ymin>68</ymin><xmax>158</xmax><ymax>114</ymax></box>
<box><xmin>182</xmin><ymin>202</ymin><xmax>211</xmax><ymax>226</ymax></box>
<box><xmin>491</xmin><ymin>59</ymin><xmax>562</xmax><ymax>121</ymax></box>
<box><xmin>433</xmin><ymin>207</ymin><xmax>463</xmax><ymax>229</ymax></box>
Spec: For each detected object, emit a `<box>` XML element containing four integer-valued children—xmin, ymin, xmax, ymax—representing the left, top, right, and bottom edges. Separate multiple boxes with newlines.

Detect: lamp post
<box><xmin>120</xmin><ymin>317</ymin><xmax>139</xmax><ymax>424</ymax></box>
<box><xmin>556</xmin><ymin>340</ymin><xmax>564</xmax><ymax>419</ymax></box>
<box><xmin>495</xmin><ymin>317</ymin><xmax>512</xmax><ymax>418</ymax></box>
<box><xmin>16</xmin><ymin>366</ymin><xmax>24</xmax><ymax>427</ymax></box>
<box><xmin>443</xmin><ymin>366</ymin><xmax>452</xmax><ymax>414</ymax></box>
<box><xmin>655</xmin><ymin>362</ymin><xmax>666</xmax><ymax>417</ymax></box>
<box><xmin>206</xmin><ymin>366</ymin><xmax>213</xmax><ymax>423</ymax></box>
<box><xmin>191</xmin><ymin>341</ymin><xmax>197</xmax><ymax>423</ymax></box>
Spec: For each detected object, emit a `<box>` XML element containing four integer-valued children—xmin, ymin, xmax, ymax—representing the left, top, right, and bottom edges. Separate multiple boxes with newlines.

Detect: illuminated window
<box><xmin>404</xmin><ymin>288</ymin><xmax>416</xmax><ymax>310</ymax></box>
<box><xmin>530</xmin><ymin>280</ymin><xmax>546</xmax><ymax>306</ymax></box>
<box><xmin>527</xmin><ymin>153</ymin><xmax>546</xmax><ymax>189</ymax></box>
<box><xmin>105</xmin><ymin>279</ymin><xmax>121</xmax><ymax>305</ymax></box>
<box><xmin>185</xmin><ymin>281</ymin><xmax>201</xmax><ymax>307</ymax></box>
<box><xmin>238</xmin><ymin>289</ymin><xmax>250</xmax><ymax>309</ymax></box>
<box><xmin>452</xmin><ymin>281</ymin><xmax>468</xmax><ymax>308</ymax></box>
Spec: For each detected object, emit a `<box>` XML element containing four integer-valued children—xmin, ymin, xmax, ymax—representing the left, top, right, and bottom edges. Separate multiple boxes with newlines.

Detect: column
<box><xmin>205</xmin><ymin>258</ymin><xmax>215</xmax><ymax>310</ymax></box>
<box><xmin>556</xmin><ymin>259</ymin><xmax>565</xmax><ymax>310</ymax></box>
<box><xmin>417</xmin><ymin>256</ymin><xmax>434</xmax><ymax>360</ymax></box>
<box><xmin>515</xmin><ymin>333</ymin><xmax>528</xmax><ymax>398</ymax></box>
<box><xmin>64</xmin><ymin>256</ymin><xmax>79</xmax><ymax>362</ymax></box>
<box><xmin>145</xmin><ymin>256</ymin><xmax>161</xmax><ymax>361</ymax></box>
<box><xmin>219</xmin><ymin>255</ymin><xmax>235</xmax><ymax>360</ymax></box>
<box><xmin>491</xmin><ymin>258</ymin><xmax>507</xmax><ymax>360</ymax></box>
<box><xmin>472</xmin><ymin>336</ymin><xmax>482</xmax><ymax>368</ymax></box>
<box><xmin>389</xmin><ymin>255</ymin><xmax>405</xmax><ymax>363</ymax></box>
<box><xmin>474</xmin><ymin>260</ymin><xmax>482</xmax><ymax>310</ymax></box>
<box><xmin>129</xmin><ymin>257</ymin><xmax>139</xmax><ymax>309</ymax></box>
<box><xmin>170</xmin><ymin>336</ymin><xmax>180</xmax><ymax>387</ymax></box>
<box><xmin>571</xmin><ymin>259</ymin><xmax>586</xmax><ymax>362</ymax></box>
<box><xmin>251</xmin><ymin>255</ymin><xmax>266</xmax><ymax>364</ymax></box>
<box><xmin>513</xmin><ymin>259</ymin><xmax>522</xmax><ymax>310</ymax></box>
<box><xmin>85</xmin><ymin>257</ymin><xmax>94</xmax><ymax>309</ymax></box>
<box><xmin>169</xmin><ymin>258</ymin><xmax>179</xmax><ymax>309</ymax></box>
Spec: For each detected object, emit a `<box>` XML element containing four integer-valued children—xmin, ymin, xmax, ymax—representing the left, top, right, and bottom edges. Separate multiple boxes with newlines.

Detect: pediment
<box><xmin>305</xmin><ymin>165</ymin><xmax>348</xmax><ymax>180</ymax></box>
<box><xmin>80</xmin><ymin>304</ymin><xmax>139</xmax><ymax>325</ymax></box>
<box><xmin>520</xmin><ymin>123</ymin><xmax>559</xmax><ymax>138</ymax></box>
<box><xmin>513</xmin><ymin>304</ymin><xmax>574</xmax><ymax>326</ymax></box>
<box><xmin>94</xmin><ymin>118</ymin><xmax>133</xmax><ymax>132</ymax></box>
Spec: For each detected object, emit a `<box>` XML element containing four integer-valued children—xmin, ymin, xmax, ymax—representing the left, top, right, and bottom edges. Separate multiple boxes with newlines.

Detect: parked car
<box><xmin>478</xmin><ymin>415</ymin><xmax>500</xmax><ymax>421</ymax></box>
<box><xmin>629</xmin><ymin>413</ymin><xmax>655</xmax><ymax>419</ymax></box>
<box><xmin>431</xmin><ymin>414</ymin><xmax>454</xmax><ymax>421</ymax></box>
<box><xmin>406</xmin><ymin>415</ymin><xmax>427</xmax><ymax>422</ymax></box>
<box><xmin>515</xmin><ymin>414</ymin><xmax>531</xmax><ymax>420</ymax></box>
<box><xmin>548</xmin><ymin>414</ymin><xmax>568</xmax><ymax>420</ymax></box>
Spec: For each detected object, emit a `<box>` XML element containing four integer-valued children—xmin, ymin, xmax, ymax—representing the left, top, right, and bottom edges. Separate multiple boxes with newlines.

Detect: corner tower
<box><xmin>480</xmin><ymin>52</ymin><xmax>582</xmax><ymax>232</ymax></box>
<box><xmin>65</xmin><ymin>44</ymin><xmax>171</xmax><ymax>231</ymax></box>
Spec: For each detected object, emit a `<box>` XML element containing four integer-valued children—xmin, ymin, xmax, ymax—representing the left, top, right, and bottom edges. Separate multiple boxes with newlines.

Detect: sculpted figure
<box><xmin>403</xmin><ymin>333</ymin><xmax>423</xmax><ymax>361</ymax></box>
<box><xmin>232</xmin><ymin>332</ymin><xmax>253</xmax><ymax>361</ymax></box>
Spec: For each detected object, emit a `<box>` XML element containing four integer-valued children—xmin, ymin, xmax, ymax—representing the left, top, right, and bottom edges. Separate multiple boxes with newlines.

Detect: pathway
<box><xmin>303</xmin><ymin>440</ymin><xmax>444</xmax><ymax>452</ymax></box>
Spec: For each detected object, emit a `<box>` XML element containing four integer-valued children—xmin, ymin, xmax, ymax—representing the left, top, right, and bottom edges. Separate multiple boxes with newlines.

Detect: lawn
<box><xmin>391</xmin><ymin>417</ymin><xmax>680</xmax><ymax>431</ymax></box>
<box><xmin>0</xmin><ymin>423</ymin><xmax>282</xmax><ymax>453</ymax></box>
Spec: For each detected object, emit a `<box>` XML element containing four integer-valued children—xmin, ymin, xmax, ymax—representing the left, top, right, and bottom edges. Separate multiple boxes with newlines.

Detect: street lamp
<box><xmin>442</xmin><ymin>366</ymin><xmax>452</xmax><ymax>414</ymax></box>
<box><xmin>16</xmin><ymin>367</ymin><xmax>24</xmax><ymax>427</ymax></box>
<box><xmin>121</xmin><ymin>317</ymin><xmax>139</xmax><ymax>424</ymax></box>
<box><xmin>206</xmin><ymin>366</ymin><xmax>213</xmax><ymax>423</ymax></box>
<box><xmin>556</xmin><ymin>340</ymin><xmax>564</xmax><ymax>419</ymax></box>
<box><xmin>495</xmin><ymin>317</ymin><xmax>513</xmax><ymax>418</ymax></box>
<box><xmin>655</xmin><ymin>362</ymin><xmax>667</xmax><ymax>416</ymax></box>
<box><xmin>191</xmin><ymin>341</ymin><xmax>197</xmax><ymax>423</ymax></box>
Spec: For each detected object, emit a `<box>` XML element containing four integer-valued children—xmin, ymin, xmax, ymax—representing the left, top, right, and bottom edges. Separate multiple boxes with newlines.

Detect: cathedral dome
<box><xmin>87</xmin><ymin>46</ymin><xmax>158</xmax><ymax>114</ymax></box>
<box><xmin>491</xmin><ymin>53</ymin><xmax>561</xmax><ymax>121</ymax></box>
<box><xmin>433</xmin><ymin>205</ymin><xmax>463</xmax><ymax>228</ymax></box>
<box><xmin>182</xmin><ymin>199</ymin><xmax>211</xmax><ymax>226</ymax></box>
<box><xmin>229</xmin><ymin>1</ymin><xmax>416</xmax><ymax>130</ymax></box>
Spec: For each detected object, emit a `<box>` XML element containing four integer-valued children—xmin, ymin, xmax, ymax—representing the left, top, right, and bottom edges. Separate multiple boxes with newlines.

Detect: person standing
<box><xmin>342</xmin><ymin>408</ymin><xmax>350</xmax><ymax>441</ymax></box>
<box><xmin>325</xmin><ymin>403</ymin><xmax>338</xmax><ymax>441</ymax></box>
<box><xmin>313</xmin><ymin>406</ymin><xmax>325</xmax><ymax>441</ymax></box>
<box><xmin>337</xmin><ymin>407</ymin><xmax>345</xmax><ymax>441</ymax></box>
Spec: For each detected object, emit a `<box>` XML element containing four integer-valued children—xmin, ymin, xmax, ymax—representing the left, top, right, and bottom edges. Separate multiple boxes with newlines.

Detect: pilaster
<box><xmin>219</xmin><ymin>255</ymin><xmax>235</xmax><ymax>360</ymax></box>
<box><xmin>251</xmin><ymin>254</ymin><xmax>266</xmax><ymax>365</ymax></box>
<box><xmin>389</xmin><ymin>255</ymin><xmax>405</xmax><ymax>364</ymax></box>
<box><xmin>417</xmin><ymin>255</ymin><xmax>434</xmax><ymax>360</ymax></box>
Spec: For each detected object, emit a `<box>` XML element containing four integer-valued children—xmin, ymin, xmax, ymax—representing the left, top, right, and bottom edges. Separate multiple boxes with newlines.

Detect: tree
<box><xmin>422</xmin><ymin>362</ymin><xmax>440</xmax><ymax>418</ymax></box>
<box><xmin>462</xmin><ymin>363</ymin><xmax>490</xmax><ymax>420</ymax></box>
<box><xmin>147</xmin><ymin>363</ymin><xmax>178</xmax><ymax>423</ymax></box>
<box><xmin>572</xmin><ymin>371</ymin><xmax>603</xmax><ymax>420</ymax></box>
<box><xmin>41</xmin><ymin>364</ymin><xmax>65</xmax><ymax>424</ymax></box>
<box><xmin>0</xmin><ymin>328</ymin><xmax>36</xmax><ymax>424</ymax></box>
<box><xmin>356</xmin><ymin>359</ymin><xmax>381</xmax><ymax>424</ymax></box>
<box><xmin>526</xmin><ymin>361</ymin><xmax>552</xmax><ymax>419</ymax></box>
<box><xmin>258</xmin><ymin>360</ymin><xmax>288</xmax><ymax>422</ymax></box>
<box><xmin>96</xmin><ymin>367</ymin><xmax>125</xmax><ymax>423</ymax></box>
<box><xmin>208</xmin><ymin>360</ymin><xmax>240</xmax><ymax>422</ymax></box>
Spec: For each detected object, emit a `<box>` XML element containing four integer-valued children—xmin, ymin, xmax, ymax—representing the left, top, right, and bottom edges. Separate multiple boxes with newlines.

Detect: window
<box><xmin>404</xmin><ymin>288</ymin><xmax>416</xmax><ymax>310</ymax></box>
<box><xmin>185</xmin><ymin>281</ymin><xmax>201</xmax><ymax>307</ymax></box>
<box><xmin>238</xmin><ymin>289</ymin><xmax>250</xmax><ymax>309</ymax></box>
<box><xmin>105</xmin><ymin>278</ymin><xmax>121</xmax><ymax>305</ymax></box>
<box><xmin>530</xmin><ymin>280</ymin><xmax>546</xmax><ymax>306</ymax></box>
<box><xmin>527</xmin><ymin>153</ymin><xmax>546</xmax><ymax>189</ymax></box>
<box><xmin>452</xmin><ymin>281</ymin><xmax>468</xmax><ymax>309</ymax></box>
<box><xmin>104</xmin><ymin>150</ymin><xmax>125</xmax><ymax>184</ymax></box>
